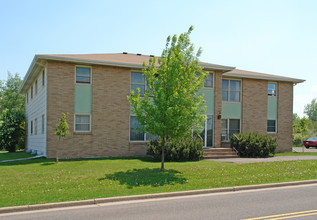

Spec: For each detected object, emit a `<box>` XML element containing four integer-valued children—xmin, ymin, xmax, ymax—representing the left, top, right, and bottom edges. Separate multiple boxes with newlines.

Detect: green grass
<box><xmin>0</xmin><ymin>151</ymin><xmax>34</xmax><ymax>161</ymax></box>
<box><xmin>1</xmin><ymin>153</ymin><xmax>317</xmax><ymax>208</ymax></box>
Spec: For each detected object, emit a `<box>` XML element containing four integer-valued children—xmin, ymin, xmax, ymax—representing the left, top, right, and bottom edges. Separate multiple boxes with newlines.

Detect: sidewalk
<box><xmin>207</xmin><ymin>155</ymin><xmax>317</xmax><ymax>164</ymax></box>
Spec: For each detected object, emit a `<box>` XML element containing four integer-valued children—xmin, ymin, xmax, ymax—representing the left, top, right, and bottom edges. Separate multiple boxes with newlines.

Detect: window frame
<box><xmin>221</xmin><ymin>118</ymin><xmax>241</xmax><ymax>142</ymax></box>
<box><xmin>75</xmin><ymin>65</ymin><xmax>92</xmax><ymax>85</ymax></box>
<box><xmin>129</xmin><ymin>115</ymin><xmax>158</xmax><ymax>142</ymax></box>
<box><xmin>26</xmin><ymin>92</ymin><xmax>28</xmax><ymax>104</ymax></box>
<box><xmin>203</xmin><ymin>72</ymin><xmax>214</xmax><ymax>89</ymax></box>
<box><xmin>222</xmin><ymin>78</ymin><xmax>242</xmax><ymax>103</ymax></box>
<box><xmin>42</xmin><ymin>70</ymin><xmax>45</xmax><ymax>86</ymax></box>
<box><xmin>30</xmin><ymin>120</ymin><xmax>33</xmax><ymax>135</ymax></box>
<box><xmin>74</xmin><ymin>114</ymin><xmax>91</xmax><ymax>132</ymax></box>
<box><xmin>130</xmin><ymin>71</ymin><xmax>146</xmax><ymax>96</ymax></box>
<box><xmin>35</xmin><ymin>79</ymin><xmax>38</xmax><ymax>95</ymax></box>
<box><xmin>42</xmin><ymin>114</ymin><xmax>45</xmax><ymax>134</ymax></box>
<box><xmin>34</xmin><ymin>118</ymin><xmax>37</xmax><ymax>135</ymax></box>
<box><xmin>31</xmin><ymin>86</ymin><xmax>33</xmax><ymax>99</ymax></box>
<box><xmin>268</xmin><ymin>82</ymin><xmax>277</xmax><ymax>96</ymax></box>
<box><xmin>267</xmin><ymin>119</ymin><xmax>277</xmax><ymax>133</ymax></box>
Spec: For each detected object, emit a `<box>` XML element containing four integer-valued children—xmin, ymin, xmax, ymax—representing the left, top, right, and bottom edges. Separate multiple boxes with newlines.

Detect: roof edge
<box><xmin>223</xmin><ymin>72</ymin><xmax>305</xmax><ymax>83</ymax></box>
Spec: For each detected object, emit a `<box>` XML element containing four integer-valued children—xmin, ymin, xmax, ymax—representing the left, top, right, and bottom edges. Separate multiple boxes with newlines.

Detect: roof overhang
<box><xmin>223</xmin><ymin>72</ymin><xmax>305</xmax><ymax>84</ymax></box>
<box><xmin>19</xmin><ymin>54</ymin><xmax>236</xmax><ymax>93</ymax></box>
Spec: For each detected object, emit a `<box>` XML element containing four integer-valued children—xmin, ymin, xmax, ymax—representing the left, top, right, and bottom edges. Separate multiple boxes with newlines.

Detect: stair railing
<box><xmin>232</xmin><ymin>134</ymin><xmax>240</xmax><ymax>155</ymax></box>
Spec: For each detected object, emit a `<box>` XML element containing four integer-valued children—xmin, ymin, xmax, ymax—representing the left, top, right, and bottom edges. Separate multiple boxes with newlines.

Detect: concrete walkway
<box><xmin>208</xmin><ymin>156</ymin><xmax>317</xmax><ymax>164</ymax></box>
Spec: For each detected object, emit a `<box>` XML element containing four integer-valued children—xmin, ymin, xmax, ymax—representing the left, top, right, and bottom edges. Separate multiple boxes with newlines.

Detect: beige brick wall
<box><xmin>46</xmin><ymin>61</ymin><xmax>147</xmax><ymax>158</ymax></box>
<box><xmin>277</xmin><ymin>82</ymin><xmax>293</xmax><ymax>152</ymax></box>
<box><xmin>242</xmin><ymin>78</ymin><xmax>268</xmax><ymax>133</ymax></box>
<box><xmin>213</xmin><ymin>71</ymin><xmax>223</xmax><ymax>148</ymax></box>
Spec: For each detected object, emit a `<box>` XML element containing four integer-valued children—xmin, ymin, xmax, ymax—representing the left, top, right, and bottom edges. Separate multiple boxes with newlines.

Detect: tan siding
<box><xmin>277</xmin><ymin>82</ymin><xmax>293</xmax><ymax>152</ymax></box>
<box><xmin>213</xmin><ymin>71</ymin><xmax>222</xmax><ymax>148</ymax></box>
<box><xmin>46</xmin><ymin>61</ymin><xmax>147</xmax><ymax>158</ymax></box>
<box><xmin>242</xmin><ymin>78</ymin><xmax>268</xmax><ymax>133</ymax></box>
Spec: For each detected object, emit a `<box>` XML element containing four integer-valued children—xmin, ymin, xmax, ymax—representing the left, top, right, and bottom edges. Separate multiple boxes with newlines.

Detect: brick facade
<box><xmin>46</xmin><ymin>61</ymin><xmax>147</xmax><ymax>158</ymax></box>
<box><xmin>45</xmin><ymin>60</ymin><xmax>293</xmax><ymax>158</ymax></box>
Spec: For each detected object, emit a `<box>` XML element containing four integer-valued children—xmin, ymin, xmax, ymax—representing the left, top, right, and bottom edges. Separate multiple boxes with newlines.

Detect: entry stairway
<box><xmin>203</xmin><ymin>148</ymin><xmax>239</xmax><ymax>159</ymax></box>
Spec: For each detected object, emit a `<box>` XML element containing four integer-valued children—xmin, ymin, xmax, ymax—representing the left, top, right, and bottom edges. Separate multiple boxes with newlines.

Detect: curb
<box><xmin>1</xmin><ymin>179</ymin><xmax>317</xmax><ymax>214</ymax></box>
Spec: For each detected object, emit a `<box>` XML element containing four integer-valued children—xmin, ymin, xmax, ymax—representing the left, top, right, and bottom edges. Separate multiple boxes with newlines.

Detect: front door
<box><xmin>201</xmin><ymin>115</ymin><xmax>213</xmax><ymax>148</ymax></box>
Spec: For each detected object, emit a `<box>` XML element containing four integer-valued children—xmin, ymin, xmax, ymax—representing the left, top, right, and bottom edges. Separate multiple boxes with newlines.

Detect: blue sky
<box><xmin>0</xmin><ymin>0</ymin><xmax>316</xmax><ymax>117</ymax></box>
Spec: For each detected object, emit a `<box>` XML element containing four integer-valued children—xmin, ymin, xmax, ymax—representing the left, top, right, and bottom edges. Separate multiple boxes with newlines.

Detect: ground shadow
<box><xmin>99</xmin><ymin>168</ymin><xmax>187</xmax><ymax>189</ymax></box>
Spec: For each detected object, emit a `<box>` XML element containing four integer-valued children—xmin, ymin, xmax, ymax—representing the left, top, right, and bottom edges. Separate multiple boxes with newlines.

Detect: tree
<box><xmin>0</xmin><ymin>72</ymin><xmax>25</xmax><ymax>115</ymax></box>
<box><xmin>128</xmin><ymin>26</ymin><xmax>207</xmax><ymax>171</ymax></box>
<box><xmin>0</xmin><ymin>109</ymin><xmax>25</xmax><ymax>152</ymax></box>
<box><xmin>304</xmin><ymin>98</ymin><xmax>317</xmax><ymax>121</ymax></box>
<box><xmin>0</xmin><ymin>72</ymin><xmax>25</xmax><ymax>152</ymax></box>
<box><xmin>55</xmin><ymin>112</ymin><xmax>69</xmax><ymax>162</ymax></box>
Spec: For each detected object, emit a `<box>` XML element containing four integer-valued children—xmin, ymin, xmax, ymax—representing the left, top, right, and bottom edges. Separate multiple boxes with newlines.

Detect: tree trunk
<box><xmin>161</xmin><ymin>137</ymin><xmax>165</xmax><ymax>171</ymax></box>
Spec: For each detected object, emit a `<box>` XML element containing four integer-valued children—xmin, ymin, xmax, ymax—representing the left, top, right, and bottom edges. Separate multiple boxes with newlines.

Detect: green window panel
<box><xmin>267</xmin><ymin>96</ymin><xmax>277</xmax><ymax>119</ymax></box>
<box><xmin>197</xmin><ymin>88</ymin><xmax>214</xmax><ymax>115</ymax></box>
<box><xmin>222</xmin><ymin>102</ymin><xmax>241</xmax><ymax>118</ymax></box>
<box><xmin>75</xmin><ymin>84</ymin><xmax>92</xmax><ymax>113</ymax></box>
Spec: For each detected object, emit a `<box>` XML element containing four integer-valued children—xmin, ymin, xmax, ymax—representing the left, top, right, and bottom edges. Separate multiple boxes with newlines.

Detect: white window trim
<box><xmin>74</xmin><ymin>114</ymin><xmax>91</xmax><ymax>132</ymax></box>
<box><xmin>221</xmin><ymin>118</ymin><xmax>241</xmax><ymax>142</ymax></box>
<box><xmin>267</xmin><ymin>119</ymin><xmax>277</xmax><ymax>134</ymax></box>
<box><xmin>222</xmin><ymin>78</ymin><xmax>242</xmax><ymax>103</ymax></box>
<box><xmin>75</xmin><ymin>65</ymin><xmax>92</xmax><ymax>85</ymax></box>
<box><xmin>268</xmin><ymin>82</ymin><xmax>277</xmax><ymax>97</ymax></box>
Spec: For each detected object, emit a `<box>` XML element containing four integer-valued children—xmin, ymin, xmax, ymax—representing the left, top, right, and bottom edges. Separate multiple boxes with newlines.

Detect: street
<box><xmin>1</xmin><ymin>184</ymin><xmax>317</xmax><ymax>220</ymax></box>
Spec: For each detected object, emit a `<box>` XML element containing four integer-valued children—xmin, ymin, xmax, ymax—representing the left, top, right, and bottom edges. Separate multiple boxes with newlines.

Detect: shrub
<box><xmin>230</xmin><ymin>132</ymin><xmax>277</xmax><ymax>158</ymax></box>
<box><xmin>0</xmin><ymin>109</ymin><xmax>25</xmax><ymax>152</ymax></box>
<box><xmin>147</xmin><ymin>136</ymin><xmax>203</xmax><ymax>161</ymax></box>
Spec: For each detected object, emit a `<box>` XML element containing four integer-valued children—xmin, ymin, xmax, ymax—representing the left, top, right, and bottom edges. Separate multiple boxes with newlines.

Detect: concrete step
<box><xmin>202</xmin><ymin>148</ymin><xmax>239</xmax><ymax>159</ymax></box>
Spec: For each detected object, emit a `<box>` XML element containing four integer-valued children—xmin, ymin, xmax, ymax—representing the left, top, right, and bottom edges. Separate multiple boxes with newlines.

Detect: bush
<box><xmin>230</xmin><ymin>132</ymin><xmax>277</xmax><ymax>158</ymax></box>
<box><xmin>147</xmin><ymin>136</ymin><xmax>203</xmax><ymax>161</ymax></box>
<box><xmin>0</xmin><ymin>109</ymin><xmax>25</xmax><ymax>152</ymax></box>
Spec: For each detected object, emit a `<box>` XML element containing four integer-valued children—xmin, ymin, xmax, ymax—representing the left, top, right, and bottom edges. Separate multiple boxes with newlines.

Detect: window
<box><xmin>31</xmin><ymin>120</ymin><xmax>33</xmax><ymax>135</ymax></box>
<box><xmin>76</xmin><ymin>67</ymin><xmax>91</xmax><ymax>84</ymax></box>
<box><xmin>268</xmin><ymin>83</ymin><xmax>276</xmax><ymax>96</ymax></box>
<box><xmin>35</xmin><ymin>80</ymin><xmax>38</xmax><ymax>95</ymax></box>
<box><xmin>222</xmin><ymin>79</ymin><xmax>241</xmax><ymax>102</ymax></box>
<box><xmin>130</xmin><ymin>116</ymin><xmax>144</xmax><ymax>141</ymax></box>
<box><xmin>267</xmin><ymin>120</ymin><xmax>276</xmax><ymax>133</ymax></box>
<box><xmin>131</xmin><ymin>72</ymin><xmax>145</xmax><ymax>96</ymax></box>
<box><xmin>75</xmin><ymin>115</ymin><xmax>91</xmax><ymax>132</ymax></box>
<box><xmin>41</xmin><ymin>115</ymin><xmax>44</xmax><ymax>134</ymax></box>
<box><xmin>204</xmin><ymin>73</ymin><xmax>213</xmax><ymax>88</ymax></box>
<box><xmin>42</xmin><ymin>70</ymin><xmax>45</xmax><ymax>86</ymax></box>
<box><xmin>221</xmin><ymin>119</ymin><xmax>240</xmax><ymax>141</ymax></box>
<box><xmin>34</xmin><ymin>118</ymin><xmax>37</xmax><ymax>135</ymax></box>
<box><xmin>130</xmin><ymin>116</ymin><xmax>157</xmax><ymax>141</ymax></box>
<box><xmin>26</xmin><ymin>93</ymin><xmax>28</xmax><ymax>104</ymax></box>
<box><xmin>31</xmin><ymin>86</ymin><xmax>33</xmax><ymax>99</ymax></box>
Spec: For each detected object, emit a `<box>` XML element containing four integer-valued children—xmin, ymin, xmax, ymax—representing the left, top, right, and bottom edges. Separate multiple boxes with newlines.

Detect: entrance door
<box><xmin>201</xmin><ymin>115</ymin><xmax>213</xmax><ymax>148</ymax></box>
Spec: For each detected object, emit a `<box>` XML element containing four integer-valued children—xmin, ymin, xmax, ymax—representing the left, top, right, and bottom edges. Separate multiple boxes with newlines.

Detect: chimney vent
<box><xmin>137</xmin><ymin>53</ymin><xmax>142</xmax><ymax>56</ymax></box>
<box><xmin>123</xmin><ymin>52</ymin><xmax>128</xmax><ymax>54</ymax></box>
<box><xmin>150</xmin><ymin>55</ymin><xmax>154</xmax><ymax>57</ymax></box>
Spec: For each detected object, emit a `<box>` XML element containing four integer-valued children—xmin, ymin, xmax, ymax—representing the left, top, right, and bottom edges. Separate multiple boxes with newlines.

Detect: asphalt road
<box><xmin>2</xmin><ymin>184</ymin><xmax>317</xmax><ymax>220</ymax></box>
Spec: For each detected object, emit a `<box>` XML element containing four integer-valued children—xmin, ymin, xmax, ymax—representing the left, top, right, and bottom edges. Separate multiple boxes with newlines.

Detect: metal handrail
<box><xmin>232</xmin><ymin>134</ymin><xmax>240</xmax><ymax>155</ymax></box>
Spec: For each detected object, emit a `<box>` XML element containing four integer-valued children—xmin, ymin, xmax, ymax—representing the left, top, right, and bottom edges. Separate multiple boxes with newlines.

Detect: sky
<box><xmin>0</xmin><ymin>0</ymin><xmax>316</xmax><ymax>117</ymax></box>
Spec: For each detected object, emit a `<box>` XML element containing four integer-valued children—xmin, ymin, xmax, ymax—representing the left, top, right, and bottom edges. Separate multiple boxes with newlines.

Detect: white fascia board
<box><xmin>223</xmin><ymin>72</ymin><xmax>305</xmax><ymax>83</ymax></box>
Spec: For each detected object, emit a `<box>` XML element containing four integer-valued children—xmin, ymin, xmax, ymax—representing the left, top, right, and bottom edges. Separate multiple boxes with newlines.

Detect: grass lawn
<box><xmin>1</xmin><ymin>151</ymin><xmax>317</xmax><ymax>208</ymax></box>
<box><xmin>0</xmin><ymin>151</ymin><xmax>34</xmax><ymax>161</ymax></box>
<box><xmin>276</xmin><ymin>152</ymin><xmax>317</xmax><ymax>156</ymax></box>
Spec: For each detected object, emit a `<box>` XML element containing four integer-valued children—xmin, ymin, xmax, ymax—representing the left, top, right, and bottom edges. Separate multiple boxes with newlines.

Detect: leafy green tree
<box><xmin>128</xmin><ymin>26</ymin><xmax>207</xmax><ymax>171</ymax></box>
<box><xmin>0</xmin><ymin>109</ymin><xmax>25</xmax><ymax>152</ymax></box>
<box><xmin>304</xmin><ymin>98</ymin><xmax>317</xmax><ymax>121</ymax></box>
<box><xmin>55</xmin><ymin>112</ymin><xmax>69</xmax><ymax>162</ymax></box>
<box><xmin>0</xmin><ymin>72</ymin><xmax>25</xmax><ymax>115</ymax></box>
<box><xmin>0</xmin><ymin>72</ymin><xmax>25</xmax><ymax>152</ymax></box>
